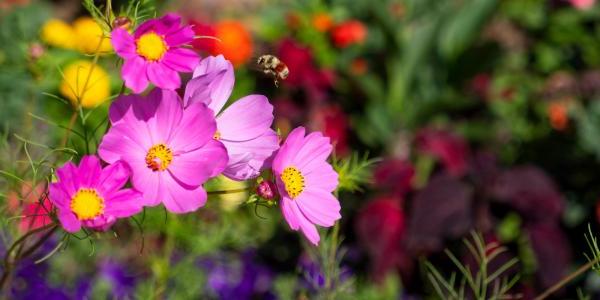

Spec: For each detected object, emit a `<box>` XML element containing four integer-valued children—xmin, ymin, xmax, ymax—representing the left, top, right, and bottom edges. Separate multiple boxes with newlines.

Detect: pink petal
<box><xmin>280</xmin><ymin>197</ymin><xmax>299</xmax><ymax>230</ymax></box>
<box><xmin>165</xmin><ymin>26</ymin><xmax>195</xmax><ymax>46</ymax></box>
<box><xmin>122</xmin><ymin>56</ymin><xmax>149</xmax><ymax>94</ymax></box>
<box><xmin>289</xmin><ymin>200</ymin><xmax>320</xmax><ymax>245</ymax></box>
<box><xmin>161</xmin><ymin>175</ymin><xmax>208</xmax><ymax>213</ymax></box>
<box><xmin>169</xmin><ymin>102</ymin><xmax>216</xmax><ymax>152</ymax></box>
<box><xmin>108</xmin><ymin>94</ymin><xmax>144</xmax><ymax>124</ymax></box>
<box><xmin>272</xmin><ymin>127</ymin><xmax>306</xmax><ymax>172</ymax></box>
<box><xmin>218</xmin><ymin>95</ymin><xmax>274</xmax><ymax>141</ymax></box>
<box><xmin>82</xmin><ymin>215</ymin><xmax>116</xmax><ymax>231</ymax></box>
<box><xmin>55</xmin><ymin>162</ymin><xmax>79</xmax><ymax>195</ymax></box>
<box><xmin>111</xmin><ymin>28</ymin><xmax>137</xmax><ymax>59</ymax></box>
<box><xmin>104</xmin><ymin>189</ymin><xmax>144</xmax><ymax>217</ymax></box>
<box><xmin>98</xmin><ymin>124</ymin><xmax>149</xmax><ymax>164</ymax></box>
<box><xmin>292</xmin><ymin>131</ymin><xmax>332</xmax><ymax>170</ymax></box>
<box><xmin>168</xmin><ymin>139</ymin><xmax>227</xmax><ymax>186</ymax></box>
<box><xmin>296</xmin><ymin>189</ymin><xmax>341</xmax><ymax>227</ymax></box>
<box><xmin>157</xmin><ymin>13</ymin><xmax>183</xmax><ymax>35</ymax></box>
<box><xmin>304</xmin><ymin>163</ymin><xmax>339</xmax><ymax>192</ymax></box>
<box><xmin>191</xmin><ymin>55</ymin><xmax>234</xmax><ymax>113</ymax></box>
<box><xmin>131</xmin><ymin>166</ymin><xmax>163</xmax><ymax>207</ymax></box>
<box><xmin>134</xmin><ymin>19</ymin><xmax>160</xmax><ymax>38</ymax></box>
<box><xmin>162</xmin><ymin>48</ymin><xmax>199</xmax><ymax>72</ymax></box>
<box><xmin>147</xmin><ymin>62</ymin><xmax>180</xmax><ymax>90</ymax></box>
<box><xmin>148</xmin><ymin>88</ymin><xmax>183</xmax><ymax>142</ymax></box>
<box><xmin>97</xmin><ymin>161</ymin><xmax>131</xmax><ymax>196</ymax></box>
<box><xmin>58</xmin><ymin>210</ymin><xmax>81</xmax><ymax>233</ymax></box>
<box><xmin>183</xmin><ymin>72</ymin><xmax>220</xmax><ymax>108</ymax></box>
<box><xmin>134</xmin><ymin>14</ymin><xmax>181</xmax><ymax>38</ymax></box>
<box><xmin>48</xmin><ymin>183</ymin><xmax>69</xmax><ymax>209</ymax></box>
<box><xmin>77</xmin><ymin>155</ymin><xmax>102</xmax><ymax>188</ymax></box>
<box><xmin>221</xmin><ymin>130</ymin><xmax>279</xmax><ymax>180</ymax></box>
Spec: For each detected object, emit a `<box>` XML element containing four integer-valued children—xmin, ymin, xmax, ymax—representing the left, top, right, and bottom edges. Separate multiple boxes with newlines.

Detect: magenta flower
<box><xmin>272</xmin><ymin>127</ymin><xmax>340</xmax><ymax>245</ymax></box>
<box><xmin>184</xmin><ymin>55</ymin><xmax>279</xmax><ymax>180</ymax></box>
<box><xmin>49</xmin><ymin>156</ymin><xmax>143</xmax><ymax>233</ymax></box>
<box><xmin>111</xmin><ymin>13</ymin><xmax>199</xmax><ymax>93</ymax></box>
<box><xmin>98</xmin><ymin>89</ymin><xmax>227</xmax><ymax>213</ymax></box>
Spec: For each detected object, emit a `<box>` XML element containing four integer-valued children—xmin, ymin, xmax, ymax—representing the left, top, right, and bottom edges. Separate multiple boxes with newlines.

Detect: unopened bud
<box><xmin>28</xmin><ymin>43</ymin><xmax>45</xmax><ymax>60</ymax></box>
<box><xmin>112</xmin><ymin>16</ymin><xmax>131</xmax><ymax>30</ymax></box>
<box><xmin>256</xmin><ymin>180</ymin><xmax>277</xmax><ymax>200</ymax></box>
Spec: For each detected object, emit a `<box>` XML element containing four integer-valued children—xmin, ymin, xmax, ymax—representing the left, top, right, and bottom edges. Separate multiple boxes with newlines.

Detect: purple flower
<box><xmin>184</xmin><ymin>55</ymin><xmax>279</xmax><ymax>180</ymax></box>
<box><xmin>199</xmin><ymin>250</ymin><xmax>275</xmax><ymax>300</ymax></box>
<box><xmin>49</xmin><ymin>155</ymin><xmax>144</xmax><ymax>233</ymax></box>
<box><xmin>491</xmin><ymin>165</ymin><xmax>565</xmax><ymax>222</ymax></box>
<box><xmin>98</xmin><ymin>89</ymin><xmax>228</xmax><ymax>213</ymax></box>
<box><xmin>111</xmin><ymin>13</ymin><xmax>199</xmax><ymax>93</ymax></box>
<box><xmin>100</xmin><ymin>259</ymin><xmax>137</xmax><ymax>298</ymax></box>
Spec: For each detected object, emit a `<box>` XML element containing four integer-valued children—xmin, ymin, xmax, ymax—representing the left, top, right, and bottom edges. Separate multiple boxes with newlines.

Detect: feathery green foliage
<box><xmin>425</xmin><ymin>232</ymin><xmax>521</xmax><ymax>300</ymax></box>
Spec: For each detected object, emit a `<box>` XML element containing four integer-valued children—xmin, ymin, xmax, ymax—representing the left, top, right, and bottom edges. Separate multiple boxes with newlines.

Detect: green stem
<box><xmin>534</xmin><ymin>258</ymin><xmax>600</xmax><ymax>300</ymax></box>
<box><xmin>207</xmin><ymin>187</ymin><xmax>250</xmax><ymax>195</ymax></box>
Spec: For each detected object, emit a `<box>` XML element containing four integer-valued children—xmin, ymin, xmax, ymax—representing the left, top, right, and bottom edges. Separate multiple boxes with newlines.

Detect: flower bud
<box><xmin>113</xmin><ymin>16</ymin><xmax>132</xmax><ymax>30</ymax></box>
<box><xmin>28</xmin><ymin>42</ymin><xmax>45</xmax><ymax>60</ymax></box>
<box><xmin>256</xmin><ymin>180</ymin><xmax>277</xmax><ymax>200</ymax></box>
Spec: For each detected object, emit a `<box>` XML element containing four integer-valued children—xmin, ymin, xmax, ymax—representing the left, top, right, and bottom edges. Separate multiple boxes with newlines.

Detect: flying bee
<box><xmin>257</xmin><ymin>55</ymin><xmax>289</xmax><ymax>87</ymax></box>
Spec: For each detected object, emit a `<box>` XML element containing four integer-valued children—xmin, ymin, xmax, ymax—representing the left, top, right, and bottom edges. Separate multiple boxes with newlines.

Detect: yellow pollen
<box><xmin>136</xmin><ymin>32</ymin><xmax>168</xmax><ymax>61</ymax></box>
<box><xmin>146</xmin><ymin>143</ymin><xmax>173</xmax><ymax>171</ymax></box>
<box><xmin>213</xmin><ymin>131</ymin><xmax>221</xmax><ymax>140</ymax></box>
<box><xmin>70</xmin><ymin>188</ymin><xmax>105</xmax><ymax>220</ymax></box>
<box><xmin>281</xmin><ymin>166</ymin><xmax>305</xmax><ymax>199</ymax></box>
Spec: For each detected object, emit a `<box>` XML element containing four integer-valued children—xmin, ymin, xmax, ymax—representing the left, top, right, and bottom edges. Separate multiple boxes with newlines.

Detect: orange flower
<box><xmin>350</xmin><ymin>58</ymin><xmax>368</xmax><ymax>75</ymax></box>
<box><xmin>312</xmin><ymin>13</ymin><xmax>333</xmax><ymax>32</ymax></box>
<box><xmin>331</xmin><ymin>20</ymin><xmax>367</xmax><ymax>48</ymax></box>
<box><xmin>286</xmin><ymin>12</ymin><xmax>302</xmax><ymax>29</ymax></box>
<box><xmin>548</xmin><ymin>102</ymin><xmax>569</xmax><ymax>131</ymax></box>
<box><xmin>211</xmin><ymin>21</ymin><xmax>253</xmax><ymax>67</ymax></box>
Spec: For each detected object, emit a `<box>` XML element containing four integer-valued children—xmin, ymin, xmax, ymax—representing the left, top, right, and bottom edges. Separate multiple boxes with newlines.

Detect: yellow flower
<box><xmin>59</xmin><ymin>60</ymin><xmax>110</xmax><ymax>109</ymax></box>
<box><xmin>72</xmin><ymin>17</ymin><xmax>112</xmax><ymax>54</ymax></box>
<box><xmin>40</xmin><ymin>19</ymin><xmax>76</xmax><ymax>49</ymax></box>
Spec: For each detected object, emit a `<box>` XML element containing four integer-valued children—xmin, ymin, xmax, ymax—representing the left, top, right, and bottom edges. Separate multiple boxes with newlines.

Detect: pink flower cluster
<box><xmin>47</xmin><ymin>14</ymin><xmax>341</xmax><ymax>245</ymax></box>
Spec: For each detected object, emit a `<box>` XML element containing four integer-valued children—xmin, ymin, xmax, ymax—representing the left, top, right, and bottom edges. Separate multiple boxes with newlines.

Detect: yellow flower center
<box><xmin>281</xmin><ymin>166</ymin><xmax>305</xmax><ymax>199</ymax></box>
<box><xmin>136</xmin><ymin>32</ymin><xmax>168</xmax><ymax>61</ymax></box>
<box><xmin>146</xmin><ymin>143</ymin><xmax>173</xmax><ymax>171</ymax></box>
<box><xmin>213</xmin><ymin>131</ymin><xmax>221</xmax><ymax>140</ymax></box>
<box><xmin>70</xmin><ymin>188</ymin><xmax>105</xmax><ymax>220</ymax></box>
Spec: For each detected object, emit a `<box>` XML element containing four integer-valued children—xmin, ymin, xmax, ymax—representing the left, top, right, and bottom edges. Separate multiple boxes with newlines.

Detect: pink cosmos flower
<box><xmin>111</xmin><ymin>13</ymin><xmax>199</xmax><ymax>93</ymax></box>
<box><xmin>184</xmin><ymin>55</ymin><xmax>279</xmax><ymax>180</ymax></box>
<box><xmin>49</xmin><ymin>156</ymin><xmax>143</xmax><ymax>233</ymax></box>
<box><xmin>272</xmin><ymin>127</ymin><xmax>340</xmax><ymax>245</ymax></box>
<box><xmin>98</xmin><ymin>89</ymin><xmax>228</xmax><ymax>213</ymax></box>
<box><xmin>571</xmin><ymin>0</ymin><xmax>595</xmax><ymax>10</ymax></box>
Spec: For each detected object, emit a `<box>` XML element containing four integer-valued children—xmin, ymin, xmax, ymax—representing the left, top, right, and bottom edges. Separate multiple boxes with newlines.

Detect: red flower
<box><xmin>469</xmin><ymin>73</ymin><xmax>491</xmax><ymax>100</ymax></box>
<box><xmin>7</xmin><ymin>182</ymin><xmax>53</xmax><ymax>233</ymax></box>
<box><xmin>548</xmin><ymin>102</ymin><xmax>569</xmax><ymax>131</ymax></box>
<box><xmin>189</xmin><ymin>20</ymin><xmax>217</xmax><ymax>53</ymax></box>
<box><xmin>356</xmin><ymin>196</ymin><xmax>406</xmax><ymax>281</ymax></box>
<box><xmin>416</xmin><ymin>128</ymin><xmax>470</xmax><ymax>177</ymax></box>
<box><xmin>373</xmin><ymin>159</ymin><xmax>414</xmax><ymax>197</ymax></box>
<box><xmin>276</xmin><ymin>38</ymin><xmax>334</xmax><ymax>96</ymax></box>
<box><xmin>331</xmin><ymin>20</ymin><xmax>367</xmax><ymax>48</ymax></box>
<box><xmin>309</xmin><ymin>104</ymin><xmax>350</xmax><ymax>156</ymax></box>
